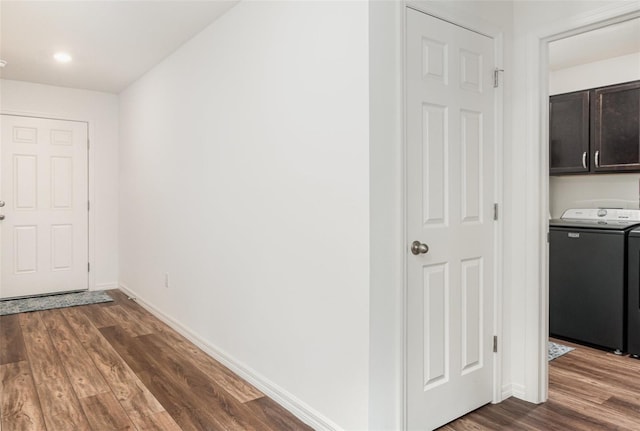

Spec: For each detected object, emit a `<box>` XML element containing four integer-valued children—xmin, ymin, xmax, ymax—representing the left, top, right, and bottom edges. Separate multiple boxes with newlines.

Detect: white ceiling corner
<box><xmin>549</xmin><ymin>17</ymin><xmax>640</xmax><ymax>71</ymax></box>
<box><xmin>0</xmin><ymin>0</ymin><xmax>239</xmax><ymax>93</ymax></box>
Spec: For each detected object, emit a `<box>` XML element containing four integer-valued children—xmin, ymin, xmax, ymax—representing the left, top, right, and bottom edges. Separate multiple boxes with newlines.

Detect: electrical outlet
<box><xmin>164</xmin><ymin>273</ymin><xmax>169</xmax><ymax>288</ymax></box>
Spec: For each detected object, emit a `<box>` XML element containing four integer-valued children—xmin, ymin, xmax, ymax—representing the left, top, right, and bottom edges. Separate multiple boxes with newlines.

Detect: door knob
<box><xmin>0</xmin><ymin>200</ymin><xmax>4</xmax><ymax>207</ymax></box>
<box><xmin>0</xmin><ymin>215</ymin><xmax>5</xmax><ymax>221</ymax></box>
<box><xmin>411</xmin><ymin>240</ymin><xmax>429</xmax><ymax>255</ymax></box>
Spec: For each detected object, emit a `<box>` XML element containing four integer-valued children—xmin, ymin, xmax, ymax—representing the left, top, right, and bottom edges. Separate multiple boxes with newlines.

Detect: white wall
<box><xmin>549</xmin><ymin>52</ymin><xmax>640</xmax><ymax>95</ymax></box>
<box><xmin>510</xmin><ymin>0</ymin><xmax>640</xmax><ymax>403</ymax></box>
<box><xmin>368</xmin><ymin>1</ymin><xmax>404</xmax><ymax>429</ymax></box>
<box><xmin>549</xmin><ymin>52</ymin><xmax>640</xmax><ymax>218</ymax></box>
<box><xmin>550</xmin><ymin>174</ymin><xmax>640</xmax><ymax>218</ymax></box>
<box><xmin>0</xmin><ymin>79</ymin><xmax>119</xmax><ymax>290</ymax></box>
<box><xmin>118</xmin><ymin>2</ymin><xmax>370</xmax><ymax>430</ymax></box>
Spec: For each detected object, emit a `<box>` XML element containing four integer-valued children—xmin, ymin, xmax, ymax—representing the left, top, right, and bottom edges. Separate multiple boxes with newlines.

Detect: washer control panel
<box><xmin>562</xmin><ymin>208</ymin><xmax>640</xmax><ymax>222</ymax></box>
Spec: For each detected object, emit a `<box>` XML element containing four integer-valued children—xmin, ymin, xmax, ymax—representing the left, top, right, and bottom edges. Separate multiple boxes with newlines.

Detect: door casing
<box><xmin>529</xmin><ymin>2</ymin><xmax>640</xmax><ymax>405</ymax></box>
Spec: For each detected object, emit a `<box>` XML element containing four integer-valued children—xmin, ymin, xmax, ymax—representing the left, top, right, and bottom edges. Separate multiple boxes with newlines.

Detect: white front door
<box><xmin>0</xmin><ymin>115</ymin><xmax>88</xmax><ymax>299</ymax></box>
<box><xmin>406</xmin><ymin>8</ymin><xmax>497</xmax><ymax>430</ymax></box>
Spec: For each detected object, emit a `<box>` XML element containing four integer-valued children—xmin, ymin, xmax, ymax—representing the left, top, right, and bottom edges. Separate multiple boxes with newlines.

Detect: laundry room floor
<box><xmin>439</xmin><ymin>338</ymin><xmax>640</xmax><ymax>430</ymax></box>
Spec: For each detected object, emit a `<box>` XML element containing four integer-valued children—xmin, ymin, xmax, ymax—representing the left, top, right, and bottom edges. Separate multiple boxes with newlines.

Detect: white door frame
<box><xmin>402</xmin><ymin>1</ymin><xmax>505</xmax><ymax>428</ymax></box>
<box><xmin>1</xmin><ymin>110</ymin><xmax>93</xmax><ymax>291</ymax></box>
<box><xmin>525</xmin><ymin>2</ymin><xmax>640</xmax><ymax>404</ymax></box>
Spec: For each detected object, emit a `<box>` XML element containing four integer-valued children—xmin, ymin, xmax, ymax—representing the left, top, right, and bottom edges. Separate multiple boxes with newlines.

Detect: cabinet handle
<box><xmin>582</xmin><ymin>152</ymin><xmax>587</xmax><ymax>169</ymax></box>
<box><xmin>595</xmin><ymin>150</ymin><xmax>600</xmax><ymax>168</ymax></box>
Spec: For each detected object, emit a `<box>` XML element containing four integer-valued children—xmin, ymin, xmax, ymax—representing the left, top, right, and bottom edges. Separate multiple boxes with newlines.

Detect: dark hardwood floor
<box><xmin>440</xmin><ymin>338</ymin><xmax>640</xmax><ymax>430</ymax></box>
<box><xmin>0</xmin><ymin>289</ymin><xmax>313</xmax><ymax>431</ymax></box>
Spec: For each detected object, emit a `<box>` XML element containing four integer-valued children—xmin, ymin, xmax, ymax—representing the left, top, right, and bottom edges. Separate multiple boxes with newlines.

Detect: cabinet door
<box><xmin>549</xmin><ymin>91</ymin><xmax>590</xmax><ymax>175</ymax></box>
<box><xmin>592</xmin><ymin>81</ymin><xmax>640</xmax><ymax>172</ymax></box>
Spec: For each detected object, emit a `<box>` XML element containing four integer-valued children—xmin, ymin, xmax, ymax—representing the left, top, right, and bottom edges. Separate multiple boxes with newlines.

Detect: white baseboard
<box><xmin>510</xmin><ymin>383</ymin><xmax>526</xmax><ymax>399</ymax></box>
<box><xmin>501</xmin><ymin>383</ymin><xmax>514</xmax><ymax>400</ymax></box>
<box><xmin>118</xmin><ymin>283</ymin><xmax>340</xmax><ymax>431</ymax></box>
<box><xmin>93</xmin><ymin>282</ymin><xmax>119</xmax><ymax>291</ymax></box>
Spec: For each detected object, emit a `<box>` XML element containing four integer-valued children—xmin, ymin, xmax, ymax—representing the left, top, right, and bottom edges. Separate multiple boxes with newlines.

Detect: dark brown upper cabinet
<box><xmin>549</xmin><ymin>80</ymin><xmax>640</xmax><ymax>175</ymax></box>
<box><xmin>549</xmin><ymin>91</ymin><xmax>590</xmax><ymax>175</ymax></box>
<box><xmin>591</xmin><ymin>81</ymin><xmax>640</xmax><ymax>172</ymax></box>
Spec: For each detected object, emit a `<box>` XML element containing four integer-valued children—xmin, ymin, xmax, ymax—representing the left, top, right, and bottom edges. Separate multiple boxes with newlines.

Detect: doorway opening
<box><xmin>545</xmin><ymin>14</ymin><xmax>640</xmax><ymax>400</ymax></box>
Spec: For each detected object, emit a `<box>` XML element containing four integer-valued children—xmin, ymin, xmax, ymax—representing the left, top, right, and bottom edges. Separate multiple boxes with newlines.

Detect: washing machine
<box><xmin>549</xmin><ymin>208</ymin><xmax>640</xmax><ymax>353</ymax></box>
<box><xmin>628</xmin><ymin>227</ymin><xmax>640</xmax><ymax>357</ymax></box>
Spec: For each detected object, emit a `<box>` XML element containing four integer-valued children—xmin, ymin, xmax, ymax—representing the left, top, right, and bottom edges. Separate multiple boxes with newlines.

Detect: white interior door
<box><xmin>1</xmin><ymin>115</ymin><xmax>88</xmax><ymax>299</ymax></box>
<box><xmin>406</xmin><ymin>8</ymin><xmax>496</xmax><ymax>430</ymax></box>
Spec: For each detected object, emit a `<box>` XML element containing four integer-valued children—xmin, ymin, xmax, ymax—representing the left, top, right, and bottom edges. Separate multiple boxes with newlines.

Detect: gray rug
<box><xmin>548</xmin><ymin>341</ymin><xmax>574</xmax><ymax>361</ymax></box>
<box><xmin>0</xmin><ymin>291</ymin><xmax>113</xmax><ymax>316</ymax></box>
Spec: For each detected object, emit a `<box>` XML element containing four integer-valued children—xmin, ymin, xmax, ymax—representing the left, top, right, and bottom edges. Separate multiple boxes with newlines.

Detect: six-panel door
<box><xmin>0</xmin><ymin>115</ymin><xmax>88</xmax><ymax>299</ymax></box>
<box><xmin>406</xmin><ymin>8</ymin><xmax>496</xmax><ymax>430</ymax></box>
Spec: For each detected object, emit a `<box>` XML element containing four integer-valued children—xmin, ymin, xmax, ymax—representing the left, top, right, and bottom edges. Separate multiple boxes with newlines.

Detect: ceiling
<box><xmin>0</xmin><ymin>1</ymin><xmax>239</xmax><ymax>94</ymax></box>
<box><xmin>549</xmin><ymin>17</ymin><xmax>640</xmax><ymax>71</ymax></box>
<box><xmin>2</xmin><ymin>2</ymin><xmax>637</xmax><ymax>92</ymax></box>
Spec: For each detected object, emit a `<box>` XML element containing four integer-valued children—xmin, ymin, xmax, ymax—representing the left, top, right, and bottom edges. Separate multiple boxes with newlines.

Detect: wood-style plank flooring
<box><xmin>5</xmin><ymin>290</ymin><xmax>640</xmax><ymax>431</ymax></box>
<box><xmin>0</xmin><ymin>289</ymin><xmax>313</xmax><ymax>431</ymax></box>
<box><xmin>440</xmin><ymin>338</ymin><xmax>640</xmax><ymax>430</ymax></box>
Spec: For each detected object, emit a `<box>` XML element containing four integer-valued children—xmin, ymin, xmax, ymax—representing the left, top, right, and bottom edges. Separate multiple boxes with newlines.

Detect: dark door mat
<box><xmin>0</xmin><ymin>291</ymin><xmax>113</xmax><ymax>316</ymax></box>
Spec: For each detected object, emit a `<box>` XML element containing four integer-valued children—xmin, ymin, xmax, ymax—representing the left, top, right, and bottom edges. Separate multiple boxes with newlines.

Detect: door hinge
<box><xmin>493</xmin><ymin>68</ymin><xmax>504</xmax><ymax>88</ymax></box>
<box><xmin>87</xmin><ymin>138</ymin><xmax>90</xmax><ymax>149</ymax></box>
<box><xmin>88</xmin><ymin>201</ymin><xmax>90</xmax><ymax>211</ymax></box>
<box><xmin>547</xmin><ymin>232</ymin><xmax>550</xmax><ymax>243</ymax></box>
<box><xmin>493</xmin><ymin>335</ymin><xmax>498</xmax><ymax>353</ymax></box>
<box><xmin>493</xmin><ymin>203</ymin><xmax>499</xmax><ymax>221</ymax></box>
<box><xmin>88</xmin><ymin>262</ymin><xmax>91</xmax><ymax>272</ymax></box>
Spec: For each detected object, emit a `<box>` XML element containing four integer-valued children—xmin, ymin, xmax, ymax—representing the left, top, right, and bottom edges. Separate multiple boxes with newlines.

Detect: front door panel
<box><xmin>1</xmin><ymin>115</ymin><xmax>88</xmax><ymax>298</ymax></box>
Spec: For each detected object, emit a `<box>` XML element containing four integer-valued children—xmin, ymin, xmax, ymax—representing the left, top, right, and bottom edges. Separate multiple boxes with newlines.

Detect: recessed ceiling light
<box><xmin>0</xmin><ymin>59</ymin><xmax>7</xmax><ymax>68</ymax></box>
<box><xmin>53</xmin><ymin>52</ymin><xmax>72</xmax><ymax>63</ymax></box>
